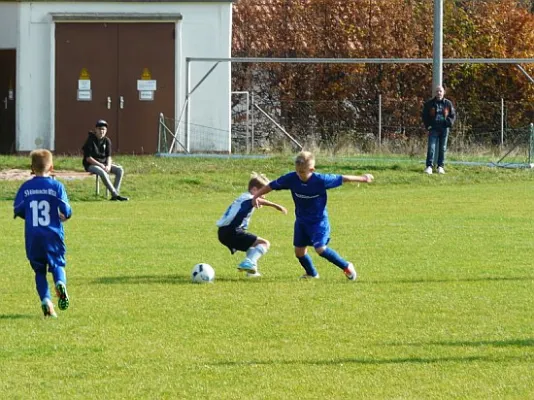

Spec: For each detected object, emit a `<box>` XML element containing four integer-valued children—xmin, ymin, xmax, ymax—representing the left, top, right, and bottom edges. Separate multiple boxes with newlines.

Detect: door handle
<box><xmin>107</xmin><ymin>96</ymin><xmax>112</xmax><ymax>110</ymax></box>
<box><xmin>3</xmin><ymin>97</ymin><xmax>7</xmax><ymax>110</ymax></box>
<box><xmin>120</xmin><ymin>96</ymin><xmax>124</xmax><ymax>109</ymax></box>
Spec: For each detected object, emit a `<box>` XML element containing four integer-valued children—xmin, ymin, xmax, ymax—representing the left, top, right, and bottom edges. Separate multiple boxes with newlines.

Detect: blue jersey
<box><xmin>13</xmin><ymin>176</ymin><xmax>72</xmax><ymax>265</ymax></box>
<box><xmin>216</xmin><ymin>192</ymin><xmax>255</xmax><ymax>230</ymax></box>
<box><xmin>270</xmin><ymin>172</ymin><xmax>342</xmax><ymax>224</ymax></box>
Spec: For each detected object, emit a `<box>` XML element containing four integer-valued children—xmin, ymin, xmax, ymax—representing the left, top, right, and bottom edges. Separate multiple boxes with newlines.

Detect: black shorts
<box><xmin>218</xmin><ymin>226</ymin><xmax>257</xmax><ymax>254</ymax></box>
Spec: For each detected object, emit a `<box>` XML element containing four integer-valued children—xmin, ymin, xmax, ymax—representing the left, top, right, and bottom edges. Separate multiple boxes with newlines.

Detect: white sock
<box><xmin>246</xmin><ymin>244</ymin><xmax>268</xmax><ymax>264</ymax></box>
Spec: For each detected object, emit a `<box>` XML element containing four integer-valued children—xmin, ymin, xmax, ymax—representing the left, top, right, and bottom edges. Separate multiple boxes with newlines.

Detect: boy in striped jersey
<box><xmin>216</xmin><ymin>172</ymin><xmax>287</xmax><ymax>277</ymax></box>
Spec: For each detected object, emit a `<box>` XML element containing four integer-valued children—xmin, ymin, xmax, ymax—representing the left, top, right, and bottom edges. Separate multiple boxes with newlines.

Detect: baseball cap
<box><xmin>95</xmin><ymin>119</ymin><xmax>108</xmax><ymax>128</ymax></box>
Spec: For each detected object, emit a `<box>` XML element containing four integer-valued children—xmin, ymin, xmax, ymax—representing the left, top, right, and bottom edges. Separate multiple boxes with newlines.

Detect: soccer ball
<box><xmin>191</xmin><ymin>263</ymin><xmax>215</xmax><ymax>283</ymax></box>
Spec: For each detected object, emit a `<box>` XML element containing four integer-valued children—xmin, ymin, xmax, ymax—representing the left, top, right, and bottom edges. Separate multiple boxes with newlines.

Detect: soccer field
<box><xmin>1</xmin><ymin>156</ymin><xmax>533</xmax><ymax>399</ymax></box>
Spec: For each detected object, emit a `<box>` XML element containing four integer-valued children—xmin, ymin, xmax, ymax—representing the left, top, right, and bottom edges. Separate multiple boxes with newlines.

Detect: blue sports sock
<box><xmin>297</xmin><ymin>254</ymin><xmax>318</xmax><ymax>277</ymax></box>
<box><xmin>35</xmin><ymin>271</ymin><xmax>51</xmax><ymax>301</ymax></box>
<box><xmin>51</xmin><ymin>266</ymin><xmax>67</xmax><ymax>287</ymax></box>
<box><xmin>319</xmin><ymin>247</ymin><xmax>349</xmax><ymax>270</ymax></box>
<box><xmin>246</xmin><ymin>244</ymin><xmax>267</xmax><ymax>264</ymax></box>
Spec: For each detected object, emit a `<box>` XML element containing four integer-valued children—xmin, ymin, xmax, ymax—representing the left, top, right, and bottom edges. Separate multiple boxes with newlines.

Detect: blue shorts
<box><xmin>29</xmin><ymin>255</ymin><xmax>66</xmax><ymax>273</ymax></box>
<box><xmin>27</xmin><ymin>237</ymin><xmax>66</xmax><ymax>272</ymax></box>
<box><xmin>293</xmin><ymin>219</ymin><xmax>330</xmax><ymax>248</ymax></box>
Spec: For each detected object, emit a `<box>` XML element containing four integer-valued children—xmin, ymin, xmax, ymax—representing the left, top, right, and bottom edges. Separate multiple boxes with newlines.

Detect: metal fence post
<box><xmin>500</xmin><ymin>98</ymin><xmax>504</xmax><ymax>148</ymax></box>
<box><xmin>378</xmin><ymin>94</ymin><xmax>382</xmax><ymax>146</ymax></box>
<box><xmin>529</xmin><ymin>122</ymin><xmax>534</xmax><ymax>166</ymax></box>
<box><xmin>245</xmin><ymin>92</ymin><xmax>250</xmax><ymax>154</ymax></box>
<box><xmin>251</xmin><ymin>93</ymin><xmax>255</xmax><ymax>152</ymax></box>
<box><xmin>158</xmin><ymin>113</ymin><xmax>163</xmax><ymax>153</ymax></box>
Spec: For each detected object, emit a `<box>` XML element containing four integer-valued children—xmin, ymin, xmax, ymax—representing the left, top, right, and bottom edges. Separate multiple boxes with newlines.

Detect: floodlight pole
<box><xmin>432</xmin><ymin>0</ymin><xmax>444</xmax><ymax>92</ymax></box>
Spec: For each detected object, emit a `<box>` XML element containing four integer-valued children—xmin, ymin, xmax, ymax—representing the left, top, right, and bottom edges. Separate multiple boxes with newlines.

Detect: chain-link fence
<box><xmin>158</xmin><ymin>112</ymin><xmax>231</xmax><ymax>154</ymax></box>
<box><xmin>231</xmin><ymin>94</ymin><xmax>534</xmax><ymax>157</ymax></box>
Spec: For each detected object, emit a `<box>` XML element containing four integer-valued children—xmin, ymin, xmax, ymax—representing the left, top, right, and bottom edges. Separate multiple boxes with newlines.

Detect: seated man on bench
<box><xmin>82</xmin><ymin>120</ymin><xmax>129</xmax><ymax>201</ymax></box>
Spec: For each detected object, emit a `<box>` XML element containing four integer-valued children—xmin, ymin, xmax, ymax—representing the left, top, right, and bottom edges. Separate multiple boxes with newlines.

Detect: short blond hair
<box><xmin>248</xmin><ymin>171</ymin><xmax>269</xmax><ymax>190</ymax></box>
<box><xmin>30</xmin><ymin>149</ymin><xmax>53</xmax><ymax>173</ymax></box>
<box><xmin>295</xmin><ymin>151</ymin><xmax>315</xmax><ymax>169</ymax></box>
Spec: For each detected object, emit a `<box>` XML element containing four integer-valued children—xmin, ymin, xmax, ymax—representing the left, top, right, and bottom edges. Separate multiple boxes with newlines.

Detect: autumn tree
<box><xmin>232</xmin><ymin>0</ymin><xmax>534</xmax><ymax>147</ymax></box>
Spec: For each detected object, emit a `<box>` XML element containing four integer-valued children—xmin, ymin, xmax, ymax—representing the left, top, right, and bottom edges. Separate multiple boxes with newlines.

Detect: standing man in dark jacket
<box><xmin>422</xmin><ymin>85</ymin><xmax>456</xmax><ymax>174</ymax></box>
<box><xmin>82</xmin><ymin>120</ymin><xmax>129</xmax><ymax>201</ymax></box>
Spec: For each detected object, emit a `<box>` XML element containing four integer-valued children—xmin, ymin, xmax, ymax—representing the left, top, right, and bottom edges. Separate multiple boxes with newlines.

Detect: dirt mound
<box><xmin>0</xmin><ymin>169</ymin><xmax>93</xmax><ymax>181</ymax></box>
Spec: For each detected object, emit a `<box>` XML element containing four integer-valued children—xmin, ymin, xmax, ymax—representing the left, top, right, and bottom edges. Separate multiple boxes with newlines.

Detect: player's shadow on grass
<box><xmin>92</xmin><ymin>275</ymin><xmax>197</xmax><ymax>285</ymax></box>
<box><xmin>392</xmin><ymin>338</ymin><xmax>534</xmax><ymax>348</ymax></box>
<box><xmin>0</xmin><ymin>314</ymin><xmax>34</xmax><ymax>320</ymax></box>
<box><xmin>211</xmin><ymin>354</ymin><xmax>526</xmax><ymax>367</ymax></box>
<box><xmin>365</xmin><ymin>276</ymin><xmax>534</xmax><ymax>285</ymax></box>
<box><xmin>326</xmin><ymin>163</ymin><xmax>399</xmax><ymax>173</ymax></box>
<box><xmin>440</xmin><ymin>338</ymin><xmax>534</xmax><ymax>347</ymax></box>
<box><xmin>91</xmin><ymin>274</ymin><xmax>242</xmax><ymax>285</ymax></box>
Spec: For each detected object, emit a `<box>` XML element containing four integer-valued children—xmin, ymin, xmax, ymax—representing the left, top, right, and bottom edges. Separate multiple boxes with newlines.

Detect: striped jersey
<box><xmin>216</xmin><ymin>192</ymin><xmax>255</xmax><ymax>230</ymax></box>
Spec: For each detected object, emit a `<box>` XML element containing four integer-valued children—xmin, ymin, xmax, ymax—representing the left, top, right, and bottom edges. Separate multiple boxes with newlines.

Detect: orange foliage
<box><xmin>232</xmin><ymin>0</ymin><xmax>534</xmax><ymax>134</ymax></box>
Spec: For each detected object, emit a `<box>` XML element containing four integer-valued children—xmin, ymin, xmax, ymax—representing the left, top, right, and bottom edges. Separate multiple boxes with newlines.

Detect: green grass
<box><xmin>1</xmin><ymin>155</ymin><xmax>533</xmax><ymax>399</ymax></box>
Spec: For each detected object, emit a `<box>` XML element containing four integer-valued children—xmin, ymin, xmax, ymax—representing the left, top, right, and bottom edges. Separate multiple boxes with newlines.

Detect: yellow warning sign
<box><xmin>79</xmin><ymin>68</ymin><xmax>90</xmax><ymax>79</ymax></box>
<box><xmin>141</xmin><ymin>68</ymin><xmax>152</xmax><ymax>80</ymax></box>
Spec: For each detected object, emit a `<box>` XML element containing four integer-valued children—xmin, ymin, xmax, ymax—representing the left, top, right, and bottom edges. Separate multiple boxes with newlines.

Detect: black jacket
<box><xmin>422</xmin><ymin>97</ymin><xmax>456</xmax><ymax>132</ymax></box>
<box><xmin>82</xmin><ymin>132</ymin><xmax>112</xmax><ymax>171</ymax></box>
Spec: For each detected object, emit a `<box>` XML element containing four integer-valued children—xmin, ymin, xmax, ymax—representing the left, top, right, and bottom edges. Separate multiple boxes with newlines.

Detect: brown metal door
<box><xmin>0</xmin><ymin>49</ymin><xmax>16</xmax><ymax>154</ymax></box>
<box><xmin>55</xmin><ymin>22</ymin><xmax>175</xmax><ymax>154</ymax></box>
<box><xmin>116</xmin><ymin>23</ymin><xmax>175</xmax><ymax>154</ymax></box>
<box><xmin>55</xmin><ymin>23</ymin><xmax>119</xmax><ymax>154</ymax></box>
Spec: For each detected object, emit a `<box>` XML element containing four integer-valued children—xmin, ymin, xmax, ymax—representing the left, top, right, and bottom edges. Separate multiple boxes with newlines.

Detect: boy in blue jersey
<box><xmin>217</xmin><ymin>172</ymin><xmax>287</xmax><ymax>277</ymax></box>
<box><xmin>13</xmin><ymin>150</ymin><xmax>72</xmax><ymax>318</ymax></box>
<box><xmin>251</xmin><ymin>151</ymin><xmax>373</xmax><ymax>280</ymax></box>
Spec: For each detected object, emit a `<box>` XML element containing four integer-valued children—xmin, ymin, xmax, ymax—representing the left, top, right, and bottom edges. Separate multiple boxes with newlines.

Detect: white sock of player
<box><xmin>246</xmin><ymin>244</ymin><xmax>268</xmax><ymax>264</ymax></box>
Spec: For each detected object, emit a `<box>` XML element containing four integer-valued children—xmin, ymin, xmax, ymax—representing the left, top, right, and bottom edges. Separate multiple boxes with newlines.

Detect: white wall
<box><xmin>179</xmin><ymin>4</ymin><xmax>232</xmax><ymax>152</ymax></box>
<box><xmin>0</xmin><ymin>3</ymin><xmax>18</xmax><ymax>49</ymax></box>
<box><xmin>16</xmin><ymin>1</ymin><xmax>232</xmax><ymax>152</ymax></box>
<box><xmin>17</xmin><ymin>8</ymin><xmax>53</xmax><ymax>149</ymax></box>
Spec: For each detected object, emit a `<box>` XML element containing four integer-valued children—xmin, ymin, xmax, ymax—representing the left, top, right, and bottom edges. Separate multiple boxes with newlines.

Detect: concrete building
<box><xmin>0</xmin><ymin>0</ymin><xmax>233</xmax><ymax>154</ymax></box>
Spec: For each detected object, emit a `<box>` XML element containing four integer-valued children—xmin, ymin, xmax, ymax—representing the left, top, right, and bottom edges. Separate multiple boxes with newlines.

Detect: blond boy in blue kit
<box><xmin>252</xmin><ymin>151</ymin><xmax>374</xmax><ymax>280</ymax></box>
<box><xmin>13</xmin><ymin>150</ymin><xmax>72</xmax><ymax>317</ymax></box>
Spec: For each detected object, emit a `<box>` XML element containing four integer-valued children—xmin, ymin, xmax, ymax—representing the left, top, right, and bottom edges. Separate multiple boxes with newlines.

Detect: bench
<box><xmin>93</xmin><ymin>174</ymin><xmax>110</xmax><ymax>197</ymax></box>
<box><xmin>51</xmin><ymin>171</ymin><xmax>109</xmax><ymax>197</ymax></box>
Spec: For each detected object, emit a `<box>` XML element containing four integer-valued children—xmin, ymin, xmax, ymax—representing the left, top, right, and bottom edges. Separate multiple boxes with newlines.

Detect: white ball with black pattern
<box><xmin>191</xmin><ymin>263</ymin><xmax>215</xmax><ymax>283</ymax></box>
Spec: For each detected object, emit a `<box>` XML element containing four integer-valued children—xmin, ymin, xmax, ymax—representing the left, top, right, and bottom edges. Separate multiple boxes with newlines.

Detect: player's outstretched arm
<box><xmin>257</xmin><ymin>198</ymin><xmax>288</xmax><ymax>215</ymax></box>
<box><xmin>342</xmin><ymin>174</ymin><xmax>374</xmax><ymax>183</ymax></box>
<box><xmin>251</xmin><ymin>185</ymin><xmax>273</xmax><ymax>208</ymax></box>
